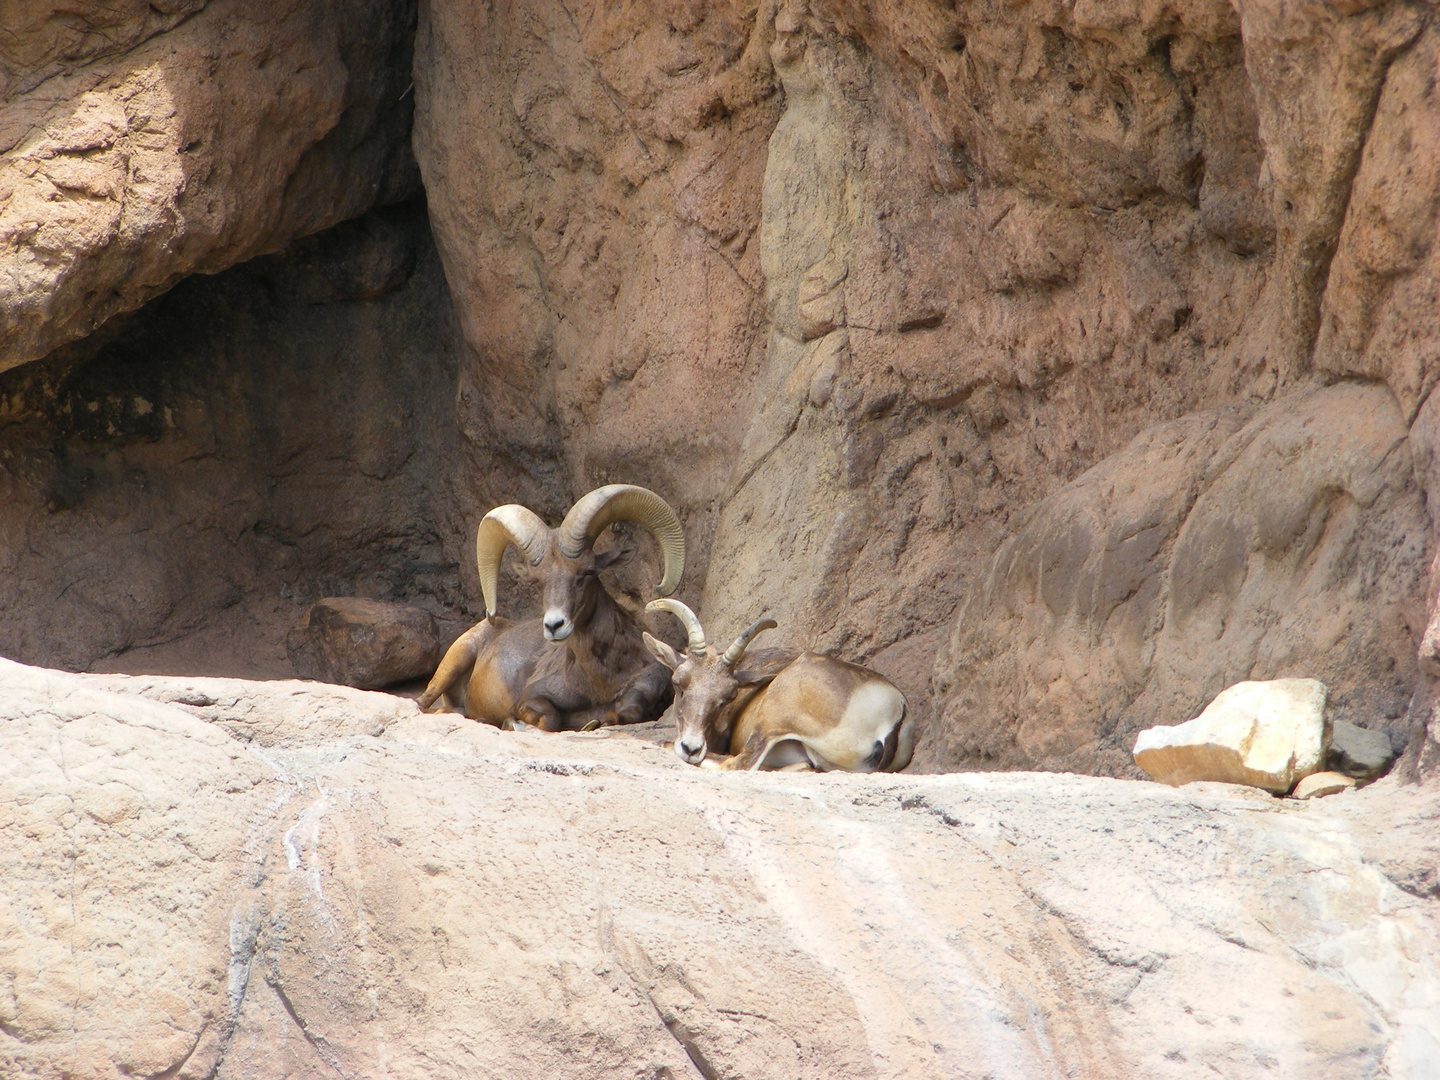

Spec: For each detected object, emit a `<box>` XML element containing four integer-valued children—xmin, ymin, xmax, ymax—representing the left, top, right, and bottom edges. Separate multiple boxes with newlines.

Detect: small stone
<box><xmin>1292</xmin><ymin>771</ymin><xmax>1357</xmax><ymax>799</ymax></box>
<box><xmin>1327</xmin><ymin>720</ymin><xmax>1396</xmax><ymax>780</ymax></box>
<box><xmin>1133</xmin><ymin>679</ymin><xmax>1330</xmax><ymax>793</ymax></box>
<box><xmin>286</xmin><ymin>597</ymin><xmax>440</xmax><ymax>690</ymax></box>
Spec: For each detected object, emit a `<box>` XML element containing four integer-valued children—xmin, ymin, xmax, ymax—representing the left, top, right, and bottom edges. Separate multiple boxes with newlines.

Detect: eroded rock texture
<box><xmin>406</xmin><ymin>0</ymin><xmax>1440</xmax><ymax>772</ymax></box>
<box><xmin>932</xmin><ymin>383</ymin><xmax>1429</xmax><ymax>775</ymax></box>
<box><xmin>3</xmin><ymin>660</ymin><xmax>1438</xmax><ymax>1079</ymax></box>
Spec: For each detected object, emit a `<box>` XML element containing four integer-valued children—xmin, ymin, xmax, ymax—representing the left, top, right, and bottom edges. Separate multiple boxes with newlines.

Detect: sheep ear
<box><xmin>593</xmin><ymin>543</ymin><xmax>634</xmax><ymax>571</ymax></box>
<box><xmin>643</xmin><ymin>632</ymin><xmax>681</xmax><ymax>671</ymax></box>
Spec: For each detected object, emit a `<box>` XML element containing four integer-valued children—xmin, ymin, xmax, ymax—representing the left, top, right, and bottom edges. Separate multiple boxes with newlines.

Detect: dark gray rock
<box><xmin>1327</xmin><ymin>719</ymin><xmax>1398</xmax><ymax>781</ymax></box>
<box><xmin>286</xmin><ymin>598</ymin><xmax>440</xmax><ymax>690</ymax></box>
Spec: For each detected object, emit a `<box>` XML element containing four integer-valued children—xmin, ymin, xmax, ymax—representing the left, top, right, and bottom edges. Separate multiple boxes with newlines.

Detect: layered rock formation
<box><xmin>4</xmin><ymin>660</ymin><xmax>1438</xmax><ymax>1079</ymax></box>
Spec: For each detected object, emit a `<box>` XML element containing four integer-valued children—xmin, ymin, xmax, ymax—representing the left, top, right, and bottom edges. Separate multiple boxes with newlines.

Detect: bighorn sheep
<box><xmin>418</xmin><ymin>485</ymin><xmax>685</xmax><ymax>731</ymax></box>
<box><xmin>643</xmin><ymin>599</ymin><xmax>914</xmax><ymax>772</ymax></box>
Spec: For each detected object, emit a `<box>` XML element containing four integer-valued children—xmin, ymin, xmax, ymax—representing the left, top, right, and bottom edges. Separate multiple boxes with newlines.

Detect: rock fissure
<box><xmin>267</xmin><ymin>978</ymin><xmax>350</xmax><ymax>1080</ymax></box>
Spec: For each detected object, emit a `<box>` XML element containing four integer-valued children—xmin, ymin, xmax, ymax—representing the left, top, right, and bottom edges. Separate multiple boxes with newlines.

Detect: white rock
<box><xmin>1133</xmin><ymin>678</ymin><xmax>1330</xmax><ymax>792</ymax></box>
<box><xmin>1294</xmin><ymin>771</ymin><xmax>1358</xmax><ymax>799</ymax></box>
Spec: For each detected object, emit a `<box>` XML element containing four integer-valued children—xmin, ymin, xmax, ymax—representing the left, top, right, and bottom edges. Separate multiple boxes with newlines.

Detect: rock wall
<box><xmin>0</xmin><ymin>199</ymin><xmax>470</xmax><ymax>677</ymax></box>
<box><xmin>5</xmin><ymin>0</ymin><xmax>1440</xmax><ymax>777</ymax></box>
<box><xmin>932</xmin><ymin>383</ymin><xmax>1430</xmax><ymax>776</ymax></box>
<box><xmin>410</xmin><ymin>0</ymin><xmax>1440</xmax><ymax>770</ymax></box>
<box><xmin>3</xmin><ymin>659</ymin><xmax>1438</xmax><ymax>1079</ymax></box>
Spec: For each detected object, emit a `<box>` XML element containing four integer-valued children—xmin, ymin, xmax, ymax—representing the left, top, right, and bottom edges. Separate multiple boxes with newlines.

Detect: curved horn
<box><xmin>721</xmin><ymin>618</ymin><xmax>777</xmax><ymax>668</ymax></box>
<box><xmin>558</xmin><ymin>484</ymin><xmax>685</xmax><ymax>596</ymax></box>
<box><xmin>647</xmin><ymin>598</ymin><xmax>708</xmax><ymax>657</ymax></box>
<box><xmin>475</xmin><ymin>505</ymin><xmax>551</xmax><ymax>617</ymax></box>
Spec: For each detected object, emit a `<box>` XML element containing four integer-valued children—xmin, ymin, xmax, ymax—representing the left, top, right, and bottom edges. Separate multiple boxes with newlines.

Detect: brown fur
<box><xmin>420</xmin><ymin>535</ymin><xmax>671</xmax><ymax>730</ymax></box>
<box><xmin>645</xmin><ymin>632</ymin><xmax>913</xmax><ymax>773</ymax></box>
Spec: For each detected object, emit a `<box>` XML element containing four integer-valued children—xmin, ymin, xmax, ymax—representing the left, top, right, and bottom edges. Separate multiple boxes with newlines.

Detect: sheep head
<box><xmin>643</xmin><ymin>598</ymin><xmax>776</xmax><ymax>764</ymax></box>
<box><xmin>475</xmin><ymin>485</ymin><xmax>685</xmax><ymax>643</ymax></box>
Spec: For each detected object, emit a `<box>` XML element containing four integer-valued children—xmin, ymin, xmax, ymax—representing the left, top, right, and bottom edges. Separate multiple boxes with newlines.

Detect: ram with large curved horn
<box><xmin>643</xmin><ymin>600</ymin><xmax>915</xmax><ymax>772</ymax></box>
<box><xmin>419</xmin><ymin>485</ymin><xmax>686</xmax><ymax>731</ymax></box>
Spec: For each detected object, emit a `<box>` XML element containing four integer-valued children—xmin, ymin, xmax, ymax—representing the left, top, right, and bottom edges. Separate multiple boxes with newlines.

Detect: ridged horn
<box><xmin>721</xmin><ymin>618</ymin><xmax>777</xmax><ymax>668</ymax></box>
<box><xmin>558</xmin><ymin>484</ymin><xmax>685</xmax><ymax>596</ymax></box>
<box><xmin>475</xmin><ymin>504</ymin><xmax>551</xmax><ymax>617</ymax></box>
<box><xmin>647</xmin><ymin>599</ymin><xmax>708</xmax><ymax>656</ymax></box>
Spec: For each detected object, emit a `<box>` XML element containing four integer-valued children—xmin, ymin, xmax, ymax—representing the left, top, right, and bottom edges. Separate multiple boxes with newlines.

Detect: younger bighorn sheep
<box><xmin>643</xmin><ymin>599</ymin><xmax>914</xmax><ymax>772</ymax></box>
<box><xmin>418</xmin><ymin>485</ymin><xmax>685</xmax><ymax>731</ymax></box>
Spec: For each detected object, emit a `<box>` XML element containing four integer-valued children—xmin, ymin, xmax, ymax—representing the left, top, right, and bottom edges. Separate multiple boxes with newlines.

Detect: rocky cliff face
<box><xmin>4</xmin><ymin>0</ymin><xmax>1440</xmax><ymax>779</ymax></box>
<box><xmin>409</xmin><ymin>0</ymin><xmax>1440</xmax><ymax>774</ymax></box>
<box><xmin>3</xmin><ymin>660</ymin><xmax>1437</xmax><ymax>1079</ymax></box>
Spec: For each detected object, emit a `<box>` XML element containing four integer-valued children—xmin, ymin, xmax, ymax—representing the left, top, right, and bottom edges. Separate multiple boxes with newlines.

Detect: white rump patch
<box><xmin>760</xmin><ymin>739</ymin><xmax>813</xmax><ymax>770</ymax></box>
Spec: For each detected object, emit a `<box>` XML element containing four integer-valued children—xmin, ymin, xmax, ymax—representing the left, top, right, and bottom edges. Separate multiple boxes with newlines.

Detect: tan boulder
<box><xmin>285</xmin><ymin>597</ymin><xmax>441</xmax><ymax>689</ymax></box>
<box><xmin>1294</xmin><ymin>771</ymin><xmax>1358</xmax><ymax>799</ymax></box>
<box><xmin>1133</xmin><ymin>678</ymin><xmax>1331</xmax><ymax>792</ymax></box>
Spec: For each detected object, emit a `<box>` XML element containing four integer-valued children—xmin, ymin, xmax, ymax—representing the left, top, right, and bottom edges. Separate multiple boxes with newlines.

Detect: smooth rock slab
<box><xmin>3</xmin><ymin>659</ymin><xmax>1438</xmax><ymax>1079</ymax></box>
<box><xmin>285</xmin><ymin>597</ymin><xmax>440</xmax><ymax>689</ymax></box>
<box><xmin>1133</xmin><ymin>678</ymin><xmax>1331</xmax><ymax>792</ymax></box>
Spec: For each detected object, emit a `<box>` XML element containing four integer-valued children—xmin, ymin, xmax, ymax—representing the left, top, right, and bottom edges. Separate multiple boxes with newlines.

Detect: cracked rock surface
<box><xmin>3</xmin><ymin>658</ymin><xmax>1437</xmax><ymax>1079</ymax></box>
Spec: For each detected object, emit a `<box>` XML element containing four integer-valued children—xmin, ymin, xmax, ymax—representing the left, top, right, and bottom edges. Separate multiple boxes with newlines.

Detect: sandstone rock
<box><xmin>402</xmin><ymin>0</ymin><xmax>1436</xmax><ymax>778</ymax></box>
<box><xmin>1312</xmin><ymin>18</ymin><xmax>1440</xmax><ymax>422</ymax></box>
<box><xmin>1133</xmin><ymin>679</ymin><xmax>1330</xmax><ymax>792</ymax></box>
<box><xmin>1226</xmin><ymin>0</ymin><xmax>1427</xmax><ymax>394</ymax></box>
<box><xmin>0</xmin><ymin>659</ymin><xmax>276</xmax><ymax>1080</ymax></box>
<box><xmin>3</xmin><ymin>659</ymin><xmax>1438</xmax><ymax>1078</ymax></box>
<box><xmin>3</xmin><ymin>0</ymin><xmax>1440</xmax><ymax>795</ymax></box>
<box><xmin>1329</xmin><ymin>719</ymin><xmax>1398</xmax><ymax>781</ymax></box>
<box><xmin>74</xmin><ymin>672</ymin><xmax>417</xmax><ymax>746</ymax></box>
<box><xmin>1294</xmin><ymin>771</ymin><xmax>1358</xmax><ymax>800</ymax></box>
<box><xmin>285</xmin><ymin>597</ymin><xmax>440</xmax><ymax>689</ymax></box>
<box><xmin>411</xmin><ymin>0</ymin><xmax>1284</xmax><ymax>735</ymax></box>
<box><xmin>0</xmin><ymin>0</ymin><xmax>420</xmax><ymax>371</ymax></box>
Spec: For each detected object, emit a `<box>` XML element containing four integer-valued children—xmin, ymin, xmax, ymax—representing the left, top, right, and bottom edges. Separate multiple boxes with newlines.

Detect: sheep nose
<box><xmin>677</xmin><ymin>737</ymin><xmax>705</xmax><ymax>763</ymax></box>
<box><xmin>543</xmin><ymin>611</ymin><xmax>571</xmax><ymax>640</ymax></box>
